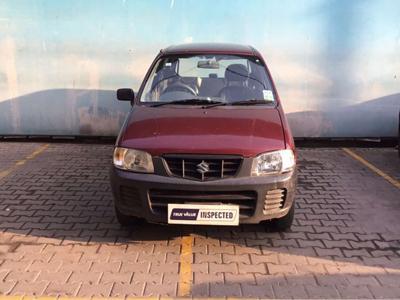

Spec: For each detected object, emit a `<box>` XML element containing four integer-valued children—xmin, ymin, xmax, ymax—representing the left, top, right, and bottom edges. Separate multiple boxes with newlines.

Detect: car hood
<box><xmin>119</xmin><ymin>105</ymin><xmax>285</xmax><ymax>157</ymax></box>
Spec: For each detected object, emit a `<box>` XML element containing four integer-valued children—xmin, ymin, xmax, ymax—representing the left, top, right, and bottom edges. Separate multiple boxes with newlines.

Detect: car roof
<box><xmin>161</xmin><ymin>43</ymin><xmax>257</xmax><ymax>56</ymax></box>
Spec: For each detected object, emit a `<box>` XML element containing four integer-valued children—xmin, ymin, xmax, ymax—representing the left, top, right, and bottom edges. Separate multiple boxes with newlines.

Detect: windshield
<box><xmin>139</xmin><ymin>54</ymin><xmax>275</xmax><ymax>104</ymax></box>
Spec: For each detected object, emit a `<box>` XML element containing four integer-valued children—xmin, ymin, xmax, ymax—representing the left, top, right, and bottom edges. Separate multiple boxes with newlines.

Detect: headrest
<box><xmin>151</xmin><ymin>66</ymin><xmax>177</xmax><ymax>90</ymax></box>
<box><xmin>160</xmin><ymin>66</ymin><xmax>177</xmax><ymax>79</ymax></box>
<box><xmin>225</xmin><ymin>64</ymin><xmax>249</xmax><ymax>82</ymax></box>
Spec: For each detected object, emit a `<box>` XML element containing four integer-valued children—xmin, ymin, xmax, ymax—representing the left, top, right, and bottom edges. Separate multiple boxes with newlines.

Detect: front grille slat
<box><xmin>164</xmin><ymin>155</ymin><xmax>242</xmax><ymax>181</ymax></box>
<box><xmin>266</xmin><ymin>200</ymin><xmax>285</xmax><ymax>205</ymax></box>
<box><xmin>149</xmin><ymin>189</ymin><xmax>257</xmax><ymax>217</ymax></box>
<box><xmin>223</xmin><ymin>168</ymin><xmax>238</xmax><ymax>172</ymax></box>
<box><xmin>150</xmin><ymin>193</ymin><xmax>254</xmax><ymax>201</ymax></box>
<box><xmin>263</xmin><ymin>188</ymin><xmax>287</xmax><ymax>214</ymax></box>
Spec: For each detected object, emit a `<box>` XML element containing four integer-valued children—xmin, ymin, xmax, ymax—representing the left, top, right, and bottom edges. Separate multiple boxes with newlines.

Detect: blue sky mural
<box><xmin>0</xmin><ymin>0</ymin><xmax>399</xmax><ymax>136</ymax></box>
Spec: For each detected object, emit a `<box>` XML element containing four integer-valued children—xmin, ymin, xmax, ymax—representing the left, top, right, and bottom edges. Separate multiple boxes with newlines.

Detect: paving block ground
<box><xmin>0</xmin><ymin>142</ymin><xmax>399</xmax><ymax>298</ymax></box>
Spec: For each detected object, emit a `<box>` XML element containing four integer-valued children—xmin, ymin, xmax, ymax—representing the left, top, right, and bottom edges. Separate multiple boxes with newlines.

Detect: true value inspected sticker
<box><xmin>167</xmin><ymin>204</ymin><xmax>239</xmax><ymax>226</ymax></box>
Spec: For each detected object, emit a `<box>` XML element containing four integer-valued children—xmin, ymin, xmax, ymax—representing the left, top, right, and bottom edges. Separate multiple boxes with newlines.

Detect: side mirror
<box><xmin>117</xmin><ymin>88</ymin><xmax>134</xmax><ymax>101</ymax></box>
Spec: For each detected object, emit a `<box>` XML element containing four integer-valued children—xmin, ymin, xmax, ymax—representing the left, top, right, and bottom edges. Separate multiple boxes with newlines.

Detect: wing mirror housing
<box><xmin>117</xmin><ymin>88</ymin><xmax>135</xmax><ymax>101</ymax></box>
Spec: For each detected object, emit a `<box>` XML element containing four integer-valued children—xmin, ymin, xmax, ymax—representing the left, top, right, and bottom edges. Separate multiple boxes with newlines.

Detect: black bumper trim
<box><xmin>110</xmin><ymin>167</ymin><xmax>297</xmax><ymax>224</ymax></box>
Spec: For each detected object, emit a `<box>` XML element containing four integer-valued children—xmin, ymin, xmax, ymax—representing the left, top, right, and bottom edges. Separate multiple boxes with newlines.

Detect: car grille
<box><xmin>263</xmin><ymin>188</ymin><xmax>287</xmax><ymax>214</ymax></box>
<box><xmin>149</xmin><ymin>189</ymin><xmax>257</xmax><ymax>217</ymax></box>
<box><xmin>163</xmin><ymin>155</ymin><xmax>242</xmax><ymax>181</ymax></box>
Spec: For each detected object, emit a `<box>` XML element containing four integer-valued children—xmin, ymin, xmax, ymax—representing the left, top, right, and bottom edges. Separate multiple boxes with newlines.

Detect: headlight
<box><xmin>113</xmin><ymin>147</ymin><xmax>154</xmax><ymax>173</ymax></box>
<box><xmin>251</xmin><ymin>149</ymin><xmax>295</xmax><ymax>176</ymax></box>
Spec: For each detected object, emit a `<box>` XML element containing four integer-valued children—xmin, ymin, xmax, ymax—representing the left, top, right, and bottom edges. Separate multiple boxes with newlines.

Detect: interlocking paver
<box><xmin>273</xmin><ymin>283</ymin><xmax>308</xmax><ymax>299</ymax></box>
<box><xmin>238</xmin><ymin>262</ymin><xmax>266</xmax><ymax>274</ymax></box>
<box><xmin>80</xmin><ymin>252</ymin><xmax>110</xmax><ymax>263</ymax></box>
<box><xmin>137</xmin><ymin>252</ymin><xmax>166</xmax><ymax>263</ymax></box>
<box><xmin>91</xmin><ymin>261</ymin><xmax>121</xmax><ymax>272</ymax></box>
<box><xmin>241</xmin><ymin>282</ymin><xmax>274</xmax><ymax>297</ymax></box>
<box><xmin>222</xmin><ymin>253</ymin><xmax>250</xmax><ymax>264</ymax></box>
<box><xmin>234</xmin><ymin>244</ymin><xmax>262</xmax><ymax>254</ymax></box>
<box><xmin>208</xmin><ymin>244</ymin><xmax>234</xmax><ymax>254</ymax></box>
<box><xmin>100</xmin><ymin>272</ymin><xmax>132</xmax><ymax>283</ymax></box>
<box><xmin>132</xmin><ymin>272</ymin><xmax>162</xmax><ymax>284</ymax></box>
<box><xmin>191</xmin><ymin>262</ymin><xmax>208</xmax><ymax>273</ymax></box>
<box><xmin>286</xmin><ymin>274</ymin><xmax>317</xmax><ymax>285</ymax></box>
<box><xmin>162</xmin><ymin>273</ymin><xmax>181</xmax><ymax>284</ymax></box>
<box><xmin>369</xmin><ymin>286</ymin><xmax>400</xmax><ymax>299</ymax></box>
<box><xmin>28</xmin><ymin>261</ymin><xmax>62</xmax><ymax>272</ymax></box>
<box><xmin>11</xmin><ymin>281</ymin><xmax>48</xmax><ymax>296</ymax></box>
<box><xmin>346</xmin><ymin>275</ymin><xmax>381</xmax><ymax>286</ymax></box>
<box><xmin>0</xmin><ymin>260</ymin><xmax>32</xmax><ymax>272</ymax></box>
<box><xmin>225</xmin><ymin>273</ymin><xmax>255</xmax><ymax>284</ymax></box>
<box><xmin>0</xmin><ymin>270</ymin><xmax>9</xmax><ymax>282</ymax></box>
<box><xmin>77</xmin><ymin>282</ymin><xmax>113</xmax><ymax>297</ymax></box>
<box><xmin>337</xmin><ymin>285</ymin><xmax>374</xmax><ymax>299</ymax></box>
<box><xmin>209</xmin><ymin>262</ymin><xmax>238</xmax><ymax>274</ymax></box>
<box><xmin>0</xmin><ymin>281</ymin><xmax>15</xmax><ymax>294</ymax></box>
<box><xmin>51</xmin><ymin>252</ymin><xmax>82</xmax><ymax>263</ymax></box>
<box><xmin>5</xmin><ymin>270</ymin><xmax>40</xmax><ymax>282</ymax></box>
<box><xmin>305</xmin><ymin>285</ymin><xmax>340</xmax><ymax>298</ymax></box>
<box><xmin>150</xmin><ymin>262</ymin><xmax>179</xmax><ymax>274</ymax></box>
<box><xmin>36</xmin><ymin>271</ymin><xmax>71</xmax><ymax>283</ymax></box>
<box><xmin>278</xmin><ymin>253</ymin><xmax>308</xmax><ymax>265</ymax></box>
<box><xmin>58</xmin><ymin>261</ymin><xmax>92</xmax><ymax>272</ymax></box>
<box><xmin>0</xmin><ymin>144</ymin><xmax>399</xmax><ymax>298</ymax></box>
<box><xmin>296</xmin><ymin>264</ymin><xmax>326</xmax><ymax>274</ymax></box>
<box><xmin>120</xmin><ymin>262</ymin><xmax>150</xmax><ymax>273</ymax></box>
<box><xmin>194</xmin><ymin>273</ymin><xmax>224</xmax><ymax>284</ymax></box>
<box><xmin>68</xmin><ymin>271</ymin><xmax>102</xmax><ymax>284</ymax></box>
<box><xmin>194</xmin><ymin>253</ymin><xmax>222</xmax><ymax>263</ymax></box>
<box><xmin>21</xmin><ymin>252</ymin><xmax>53</xmax><ymax>262</ymax></box>
<box><xmin>111</xmin><ymin>282</ymin><xmax>145</xmax><ymax>297</ymax></box>
<box><xmin>209</xmin><ymin>282</ymin><xmax>241</xmax><ymax>297</ymax></box>
<box><xmin>267</xmin><ymin>263</ymin><xmax>297</xmax><ymax>275</ymax></box>
<box><xmin>144</xmin><ymin>282</ymin><xmax>176</xmax><ymax>296</ymax></box>
<box><xmin>44</xmin><ymin>282</ymin><xmax>80</xmax><ymax>296</ymax></box>
<box><xmin>251</xmin><ymin>253</ymin><xmax>279</xmax><ymax>264</ymax></box>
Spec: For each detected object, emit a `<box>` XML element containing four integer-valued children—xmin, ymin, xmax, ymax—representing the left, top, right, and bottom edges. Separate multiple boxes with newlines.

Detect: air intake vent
<box><xmin>263</xmin><ymin>188</ymin><xmax>287</xmax><ymax>214</ymax></box>
<box><xmin>149</xmin><ymin>189</ymin><xmax>257</xmax><ymax>217</ymax></box>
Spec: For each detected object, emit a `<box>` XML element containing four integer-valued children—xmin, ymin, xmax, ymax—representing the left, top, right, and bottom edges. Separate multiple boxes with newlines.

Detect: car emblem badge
<box><xmin>196</xmin><ymin>160</ymin><xmax>210</xmax><ymax>175</ymax></box>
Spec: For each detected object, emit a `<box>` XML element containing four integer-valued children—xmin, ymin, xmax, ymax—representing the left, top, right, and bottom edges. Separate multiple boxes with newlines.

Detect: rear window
<box><xmin>178</xmin><ymin>57</ymin><xmax>248</xmax><ymax>78</ymax></box>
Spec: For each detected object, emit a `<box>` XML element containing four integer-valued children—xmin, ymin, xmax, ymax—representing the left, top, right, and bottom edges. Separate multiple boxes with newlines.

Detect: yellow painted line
<box><xmin>0</xmin><ymin>144</ymin><xmax>49</xmax><ymax>180</ymax></box>
<box><xmin>177</xmin><ymin>235</ymin><xmax>193</xmax><ymax>297</ymax></box>
<box><xmin>343</xmin><ymin>148</ymin><xmax>400</xmax><ymax>189</ymax></box>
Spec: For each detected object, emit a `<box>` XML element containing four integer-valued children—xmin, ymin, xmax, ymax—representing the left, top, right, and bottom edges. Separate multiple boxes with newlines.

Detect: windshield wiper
<box><xmin>204</xmin><ymin>99</ymin><xmax>275</xmax><ymax>108</ymax></box>
<box><xmin>203</xmin><ymin>102</ymin><xmax>228</xmax><ymax>108</ymax></box>
<box><xmin>230</xmin><ymin>99</ymin><xmax>274</xmax><ymax>106</ymax></box>
<box><xmin>150</xmin><ymin>98</ymin><xmax>224</xmax><ymax>107</ymax></box>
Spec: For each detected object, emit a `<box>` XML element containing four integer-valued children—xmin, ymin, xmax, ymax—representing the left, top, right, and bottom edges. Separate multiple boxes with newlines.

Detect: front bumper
<box><xmin>110</xmin><ymin>166</ymin><xmax>297</xmax><ymax>225</ymax></box>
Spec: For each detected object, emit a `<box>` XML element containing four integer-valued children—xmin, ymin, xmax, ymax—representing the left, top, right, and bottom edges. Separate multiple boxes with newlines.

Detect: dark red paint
<box><xmin>120</xmin><ymin>106</ymin><xmax>285</xmax><ymax>157</ymax></box>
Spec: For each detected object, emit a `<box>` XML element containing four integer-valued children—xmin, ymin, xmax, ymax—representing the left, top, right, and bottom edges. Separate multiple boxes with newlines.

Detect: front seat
<box><xmin>219</xmin><ymin>64</ymin><xmax>259</xmax><ymax>101</ymax></box>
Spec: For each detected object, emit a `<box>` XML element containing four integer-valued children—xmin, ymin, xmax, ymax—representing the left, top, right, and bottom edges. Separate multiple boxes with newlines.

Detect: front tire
<box><xmin>115</xmin><ymin>206</ymin><xmax>144</xmax><ymax>226</ymax></box>
<box><xmin>267</xmin><ymin>203</ymin><xmax>295</xmax><ymax>232</ymax></box>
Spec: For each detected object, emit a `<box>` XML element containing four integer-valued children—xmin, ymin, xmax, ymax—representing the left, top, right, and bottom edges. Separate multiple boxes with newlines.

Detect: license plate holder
<box><xmin>167</xmin><ymin>203</ymin><xmax>239</xmax><ymax>226</ymax></box>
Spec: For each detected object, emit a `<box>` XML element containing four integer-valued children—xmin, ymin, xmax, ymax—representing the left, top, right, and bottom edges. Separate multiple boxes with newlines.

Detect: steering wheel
<box><xmin>162</xmin><ymin>82</ymin><xmax>197</xmax><ymax>96</ymax></box>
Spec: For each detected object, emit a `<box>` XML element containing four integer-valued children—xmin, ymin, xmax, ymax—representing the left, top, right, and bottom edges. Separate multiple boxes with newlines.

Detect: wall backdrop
<box><xmin>0</xmin><ymin>0</ymin><xmax>399</xmax><ymax>137</ymax></box>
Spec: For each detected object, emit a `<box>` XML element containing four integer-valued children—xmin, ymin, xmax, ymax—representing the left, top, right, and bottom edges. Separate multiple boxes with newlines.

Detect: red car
<box><xmin>110</xmin><ymin>43</ymin><xmax>297</xmax><ymax>231</ymax></box>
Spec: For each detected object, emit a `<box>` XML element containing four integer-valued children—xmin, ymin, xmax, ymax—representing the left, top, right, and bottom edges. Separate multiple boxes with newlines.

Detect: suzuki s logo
<box><xmin>196</xmin><ymin>160</ymin><xmax>210</xmax><ymax>174</ymax></box>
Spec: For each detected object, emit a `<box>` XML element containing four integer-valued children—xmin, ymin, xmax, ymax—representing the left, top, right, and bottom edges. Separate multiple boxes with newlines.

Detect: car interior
<box><xmin>145</xmin><ymin>55</ymin><xmax>270</xmax><ymax>102</ymax></box>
